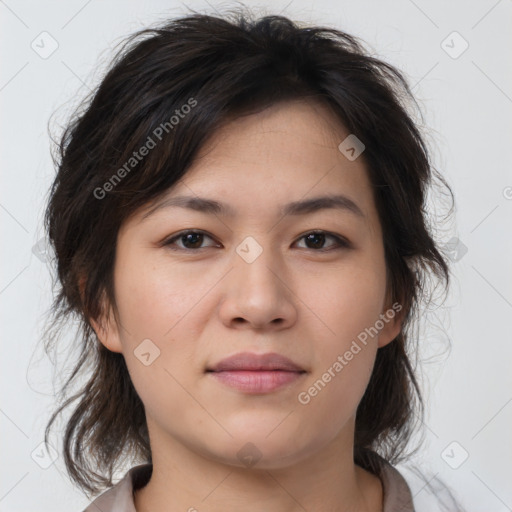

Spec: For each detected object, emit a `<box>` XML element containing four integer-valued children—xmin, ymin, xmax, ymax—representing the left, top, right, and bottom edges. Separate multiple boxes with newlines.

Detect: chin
<box><xmin>202</xmin><ymin>430</ymin><xmax>317</xmax><ymax>471</ymax></box>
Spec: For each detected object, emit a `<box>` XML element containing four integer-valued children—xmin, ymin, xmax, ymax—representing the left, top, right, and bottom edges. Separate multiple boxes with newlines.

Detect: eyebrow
<box><xmin>141</xmin><ymin>194</ymin><xmax>365</xmax><ymax>220</ymax></box>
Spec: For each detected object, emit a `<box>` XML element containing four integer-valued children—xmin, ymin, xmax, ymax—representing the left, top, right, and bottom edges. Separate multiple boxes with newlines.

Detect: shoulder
<box><xmin>81</xmin><ymin>464</ymin><xmax>152</xmax><ymax>512</ymax></box>
<box><xmin>360</xmin><ymin>452</ymin><xmax>416</xmax><ymax>512</ymax></box>
<box><xmin>376</xmin><ymin>459</ymin><xmax>416</xmax><ymax>512</ymax></box>
<box><xmin>371</xmin><ymin>455</ymin><xmax>462</xmax><ymax>512</ymax></box>
<box><xmin>79</xmin><ymin>459</ymin><xmax>451</xmax><ymax>512</ymax></box>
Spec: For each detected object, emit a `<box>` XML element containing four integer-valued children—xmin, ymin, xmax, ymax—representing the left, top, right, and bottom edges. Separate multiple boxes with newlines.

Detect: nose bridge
<box><xmin>218</xmin><ymin>233</ymin><xmax>296</xmax><ymax>328</ymax></box>
<box><xmin>233</xmin><ymin>234</ymin><xmax>284</xmax><ymax>296</ymax></box>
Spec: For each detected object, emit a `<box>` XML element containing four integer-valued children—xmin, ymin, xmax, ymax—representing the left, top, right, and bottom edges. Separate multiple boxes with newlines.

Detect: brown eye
<box><xmin>295</xmin><ymin>231</ymin><xmax>350</xmax><ymax>251</ymax></box>
<box><xmin>163</xmin><ymin>230</ymin><xmax>218</xmax><ymax>250</ymax></box>
<box><xmin>162</xmin><ymin>229</ymin><xmax>350</xmax><ymax>252</ymax></box>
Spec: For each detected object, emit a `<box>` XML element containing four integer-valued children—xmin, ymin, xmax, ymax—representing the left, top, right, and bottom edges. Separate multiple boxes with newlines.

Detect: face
<box><xmin>92</xmin><ymin>99</ymin><xmax>402</xmax><ymax>470</ymax></box>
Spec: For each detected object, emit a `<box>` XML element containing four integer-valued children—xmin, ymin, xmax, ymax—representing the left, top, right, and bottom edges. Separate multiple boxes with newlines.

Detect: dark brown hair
<box><xmin>43</xmin><ymin>7</ymin><xmax>454</xmax><ymax>497</ymax></box>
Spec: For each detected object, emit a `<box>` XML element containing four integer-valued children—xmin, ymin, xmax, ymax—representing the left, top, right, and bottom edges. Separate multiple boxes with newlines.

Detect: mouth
<box><xmin>205</xmin><ymin>352</ymin><xmax>307</xmax><ymax>394</ymax></box>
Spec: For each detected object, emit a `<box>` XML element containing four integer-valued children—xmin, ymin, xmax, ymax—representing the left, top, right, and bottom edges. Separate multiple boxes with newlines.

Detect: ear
<box><xmin>79</xmin><ymin>276</ymin><xmax>123</xmax><ymax>353</ymax></box>
<box><xmin>377</xmin><ymin>287</ymin><xmax>405</xmax><ymax>349</ymax></box>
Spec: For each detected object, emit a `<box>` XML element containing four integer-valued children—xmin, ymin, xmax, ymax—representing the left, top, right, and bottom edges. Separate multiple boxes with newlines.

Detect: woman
<box><xmin>43</xmin><ymin>8</ymin><xmax>457</xmax><ymax>511</ymax></box>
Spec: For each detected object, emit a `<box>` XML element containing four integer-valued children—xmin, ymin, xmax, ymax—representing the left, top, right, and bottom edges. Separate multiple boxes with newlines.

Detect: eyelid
<box><xmin>295</xmin><ymin>230</ymin><xmax>351</xmax><ymax>250</ymax></box>
<box><xmin>161</xmin><ymin>229</ymin><xmax>219</xmax><ymax>250</ymax></box>
<box><xmin>161</xmin><ymin>229</ymin><xmax>351</xmax><ymax>251</ymax></box>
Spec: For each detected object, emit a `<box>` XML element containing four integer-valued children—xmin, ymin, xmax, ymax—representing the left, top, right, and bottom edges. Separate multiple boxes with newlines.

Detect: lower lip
<box><xmin>208</xmin><ymin>370</ymin><xmax>305</xmax><ymax>393</ymax></box>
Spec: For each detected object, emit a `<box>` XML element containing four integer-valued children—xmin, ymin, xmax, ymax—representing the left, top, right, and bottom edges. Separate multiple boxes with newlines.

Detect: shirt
<box><xmin>82</xmin><ymin>458</ymin><xmax>416</xmax><ymax>512</ymax></box>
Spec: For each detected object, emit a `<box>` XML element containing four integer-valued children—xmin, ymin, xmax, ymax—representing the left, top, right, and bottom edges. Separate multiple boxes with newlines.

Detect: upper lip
<box><xmin>207</xmin><ymin>352</ymin><xmax>306</xmax><ymax>372</ymax></box>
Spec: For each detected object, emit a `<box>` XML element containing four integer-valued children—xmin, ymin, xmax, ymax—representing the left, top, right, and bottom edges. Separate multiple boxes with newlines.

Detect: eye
<box><xmin>294</xmin><ymin>230</ymin><xmax>351</xmax><ymax>251</ymax></box>
<box><xmin>162</xmin><ymin>229</ymin><xmax>350</xmax><ymax>252</ymax></box>
<box><xmin>162</xmin><ymin>230</ymin><xmax>219</xmax><ymax>250</ymax></box>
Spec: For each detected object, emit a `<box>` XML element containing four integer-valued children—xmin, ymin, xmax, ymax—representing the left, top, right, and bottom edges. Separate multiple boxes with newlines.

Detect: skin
<box><xmin>91</xmin><ymin>99</ymin><xmax>404</xmax><ymax>512</ymax></box>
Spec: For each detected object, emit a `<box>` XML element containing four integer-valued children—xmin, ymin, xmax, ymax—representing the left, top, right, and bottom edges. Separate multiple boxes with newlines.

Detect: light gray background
<box><xmin>1</xmin><ymin>1</ymin><xmax>511</xmax><ymax>511</ymax></box>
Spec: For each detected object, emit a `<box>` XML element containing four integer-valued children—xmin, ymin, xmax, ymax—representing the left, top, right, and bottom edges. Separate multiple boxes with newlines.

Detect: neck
<box><xmin>134</xmin><ymin>422</ymin><xmax>383</xmax><ymax>512</ymax></box>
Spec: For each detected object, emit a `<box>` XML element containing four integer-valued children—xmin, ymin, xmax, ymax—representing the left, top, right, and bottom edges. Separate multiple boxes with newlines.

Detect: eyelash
<box><xmin>161</xmin><ymin>229</ymin><xmax>351</xmax><ymax>253</ymax></box>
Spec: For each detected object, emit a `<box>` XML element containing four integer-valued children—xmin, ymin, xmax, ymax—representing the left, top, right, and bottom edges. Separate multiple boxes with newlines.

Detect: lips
<box><xmin>206</xmin><ymin>352</ymin><xmax>307</xmax><ymax>394</ymax></box>
<box><xmin>206</xmin><ymin>352</ymin><xmax>305</xmax><ymax>373</ymax></box>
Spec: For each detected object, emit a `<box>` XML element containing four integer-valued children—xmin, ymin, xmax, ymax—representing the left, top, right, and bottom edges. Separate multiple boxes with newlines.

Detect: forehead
<box><xmin>134</xmin><ymin>99</ymin><xmax>380</xmax><ymax>236</ymax></box>
<box><xmin>197</xmin><ymin>99</ymin><xmax>348</xmax><ymax>161</ymax></box>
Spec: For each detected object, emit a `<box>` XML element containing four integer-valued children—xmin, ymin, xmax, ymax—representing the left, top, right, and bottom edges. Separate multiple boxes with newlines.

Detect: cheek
<box><xmin>299</xmin><ymin>259</ymin><xmax>386</xmax><ymax>350</ymax></box>
<box><xmin>293</xmin><ymin>348</ymin><xmax>376</xmax><ymax>455</ymax></box>
<box><xmin>113</xmin><ymin>254</ymin><xmax>207</xmax><ymax>343</ymax></box>
<box><xmin>296</xmin><ymin>304</ymin><xmax>379</xmax><ymax>442</ymax></box>
<box><xmin>293</xmin><ymin>261</ymin><xmax>385</xmax><ymax>420</ymax></box>
<box><xmin>111</xmin><ymin>257</ymin><xmax>200</xmax><ymax>395</ymax></box>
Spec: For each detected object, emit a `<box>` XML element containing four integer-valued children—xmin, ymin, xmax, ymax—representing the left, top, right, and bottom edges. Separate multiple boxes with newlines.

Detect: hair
<box><xmin>42</xmin><ymin>5</ymin><xmax>455</xmax><ymax>501</ymax></box>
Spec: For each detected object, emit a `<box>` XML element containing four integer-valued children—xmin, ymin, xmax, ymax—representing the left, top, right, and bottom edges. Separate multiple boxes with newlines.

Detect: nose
<box><xmin>217</xmin><ymin>246</ymin><xmax>298</xmax><ymax>331</ymax></box>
